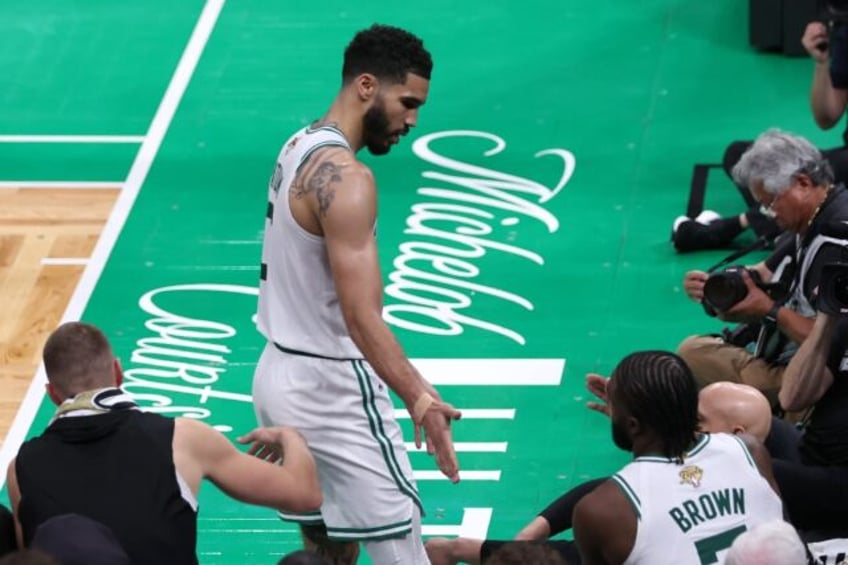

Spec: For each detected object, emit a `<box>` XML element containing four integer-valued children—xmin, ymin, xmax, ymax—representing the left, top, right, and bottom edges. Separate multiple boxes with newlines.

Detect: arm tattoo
<box><xmin>291</xmin><ymin>160</ymin><xmax>342</xmax><ymax>217</ymax></box>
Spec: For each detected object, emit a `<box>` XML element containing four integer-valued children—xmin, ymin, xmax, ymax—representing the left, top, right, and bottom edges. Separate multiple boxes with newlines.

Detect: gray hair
<box><xmin>732</xmin><ymin>129</ymin><xmax>833</xmax><ymax>195</ymax></box>
<box><xmin>724</xmin><ymin>520</ymin><xmax>807</xmax><ymax>565</ymax></box>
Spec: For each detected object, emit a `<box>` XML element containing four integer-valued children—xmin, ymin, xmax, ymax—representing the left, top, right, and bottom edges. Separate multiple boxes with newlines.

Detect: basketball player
<box><xmin>252</xmin><ymin>24</ymin><xmax>461</xmax><ymax>565</ymax></box>
<box><xmin>425</xmin><ymin>378</ymin><xmax>780</xmax><ymax>565</ymax></box>
<box><xmin>573</xmin><ymin>351</ymin><xmax>783</xmax><ymax>564</ymax></box>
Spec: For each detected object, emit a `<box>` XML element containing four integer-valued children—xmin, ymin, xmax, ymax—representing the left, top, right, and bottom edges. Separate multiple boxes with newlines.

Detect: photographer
<box><xmin>673</xmin><ymin>10</ymin><xmax>848</xmax><ymax>253</ymax></box>
<box><xmin>804</xmin><ymin>12</ymin><xmax>848</xmax><ymax>135</ymax></box>
<box><xmin>678</xmin><ymin>130</ymin><xmax>848</xmax><ymax>402</ymax></box>
<box><xmin>770</xmin><ymin>309</ymin><xmax>848</xmax><ymax>538</ymax></box>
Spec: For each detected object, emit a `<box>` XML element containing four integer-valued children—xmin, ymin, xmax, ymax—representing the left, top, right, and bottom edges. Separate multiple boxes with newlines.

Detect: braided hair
<box><xmin>611</xmin><ymin>351</ymin><xmax>699</xmax><ymax>462</ymax></box>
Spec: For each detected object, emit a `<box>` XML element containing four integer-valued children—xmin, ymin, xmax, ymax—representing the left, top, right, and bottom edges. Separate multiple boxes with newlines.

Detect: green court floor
<box><xmin>0</xmin><ymin>1</ymin><xmax>837</xmax><ymax>562</ymax></box>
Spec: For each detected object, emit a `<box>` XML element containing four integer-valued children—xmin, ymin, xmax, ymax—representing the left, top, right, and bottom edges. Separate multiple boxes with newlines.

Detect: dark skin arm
<box><xmin>573</xmin><ymin>480</ymin><xmax>636</xmax><ymax>565</ymax></box>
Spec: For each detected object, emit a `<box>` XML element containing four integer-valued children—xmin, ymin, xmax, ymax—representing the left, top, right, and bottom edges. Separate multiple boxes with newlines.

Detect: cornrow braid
<box><xmin>611</xmin><ymin>351</ymin><xmax>699</xmax><ymax>462</ymax></box>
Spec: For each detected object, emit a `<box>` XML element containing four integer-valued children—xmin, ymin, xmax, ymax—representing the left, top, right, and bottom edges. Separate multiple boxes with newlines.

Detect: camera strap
<box><xmin>705</xmin><ymin>236</ymin><xmax>773</xmax><ymax>274</ymax></box>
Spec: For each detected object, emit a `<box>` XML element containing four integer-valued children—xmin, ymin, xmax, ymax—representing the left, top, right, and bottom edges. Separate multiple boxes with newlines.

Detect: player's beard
<box><xmin>611</xmin><ymin>418</ymin><xmax>633</xmax><ymax>452</ymax></box>
<box><xmin>363</xmin><ymin>96</ymin><xmax>398</xmax><ymax>156</ymax></box>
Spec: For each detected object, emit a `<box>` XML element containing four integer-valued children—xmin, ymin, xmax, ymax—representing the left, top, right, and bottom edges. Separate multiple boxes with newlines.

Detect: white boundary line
<box><xmin>0</xmin><ymin>181</ymin><xmax>124</xmax><ymax>189</ymax></box>
<box><xmin>0</xmin><ymin>0</ymin><xmax>226</xmax><ymax>481</ymax></box>
<box><xmin>405</xmin><ymin>442</ymin><xmax>508</xmax><ymax>453</ymax></box>
<box><xmin>394</xmin><ymin>408</ymin><xmax>516</xmax><ymax>420</ymax></box>
<box><xmin>0</xmin><ymin>135</ymin><xmax>145</xmax><ymax>144</ymax></box>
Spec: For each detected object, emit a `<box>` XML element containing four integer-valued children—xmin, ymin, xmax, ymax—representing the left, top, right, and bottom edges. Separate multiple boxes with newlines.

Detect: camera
<box><xmin>819</xmin><ymin>0</ymin><xmax>848</xmax><ymax>70</ymax></box>
<box><xmin>702</xmin><ymin>266</ymin><xmax>789</xmax><ymax>317</ymax></box>
<box><xmin>817</xmin><ymin>262</ymin><xmax>848</xmax><ymax>315</ymax></box>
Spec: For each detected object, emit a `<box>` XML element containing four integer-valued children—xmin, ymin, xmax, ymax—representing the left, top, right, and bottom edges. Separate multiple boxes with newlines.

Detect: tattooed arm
<box><xmin>299</xmin><ymin>148</ymin><xmax>461</xmax><ymax>482</ymax></box>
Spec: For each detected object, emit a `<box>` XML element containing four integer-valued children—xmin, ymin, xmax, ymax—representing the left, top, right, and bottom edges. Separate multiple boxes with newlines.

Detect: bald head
<box><xmin>43</xmin><ymin>322</ymin><xmax>117</xmax><ymax>397</ymax></box>
<box><xmin>698</xmin><ymin>382</ymin><xmax>772</xmax><ymax>442</ymax></box>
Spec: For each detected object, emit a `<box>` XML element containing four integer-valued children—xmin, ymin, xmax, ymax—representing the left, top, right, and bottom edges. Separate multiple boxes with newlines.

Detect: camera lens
<box><xmin>703</xmin><ymin>272</ymin><xmax>749</xmax><ymax>311</ymax></box>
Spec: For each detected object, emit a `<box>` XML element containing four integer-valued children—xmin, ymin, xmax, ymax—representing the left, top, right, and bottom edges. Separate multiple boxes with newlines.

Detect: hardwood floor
<box><xmin>0</xmin><ymin>186</ymin><xmax>119</xmax><ymax>446</ymax></box>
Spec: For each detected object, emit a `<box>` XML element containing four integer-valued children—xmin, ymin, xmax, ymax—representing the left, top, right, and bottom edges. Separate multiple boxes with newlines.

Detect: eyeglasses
<box><xmin>758</xmin><ymin>185</ymin><xmax>792</xmax><ymax>218</ymax></box>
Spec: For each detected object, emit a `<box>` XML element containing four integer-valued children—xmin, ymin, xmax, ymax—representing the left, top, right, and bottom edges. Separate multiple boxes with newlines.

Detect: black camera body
<box><xmin>702</xmin><ymin>266</ymin><xmax>789</xmax><ymax>317</ymax></box>
<box><xmin>818</xmin><ymin>262</ymin><xmax>848</xmax><ymax>315</ymax></box>
<box><xmin>821</xmin><ymin>0</ymin><xmax>848</xmax><ymax>87</ymax></box>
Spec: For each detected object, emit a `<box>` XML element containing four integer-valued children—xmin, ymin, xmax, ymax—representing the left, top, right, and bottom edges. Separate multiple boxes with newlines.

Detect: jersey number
<box><xmin>694</xmin><ymin>525</ymin><xmax>746</xmax><ymax>564</ymax></box>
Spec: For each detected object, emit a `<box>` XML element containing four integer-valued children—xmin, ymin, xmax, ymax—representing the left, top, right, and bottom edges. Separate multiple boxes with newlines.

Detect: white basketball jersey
<box><xmin>613</xmin><ymin>433</ymin><xmax>783</xmax><ymax>565</ymax></box>
<box><xmin>256</xmin><ymin>124</ymin><xmax>364</xmax><ymax>359</ymax></box>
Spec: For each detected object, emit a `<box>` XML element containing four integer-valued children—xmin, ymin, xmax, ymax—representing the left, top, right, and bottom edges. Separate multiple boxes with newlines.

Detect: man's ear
<box><xmin>732</xmin><ymin>425</ymin><xmax>746</xmax><ymax>436</ymax></box>
<box><xmin>355</xmin><ymin>73</ymin><xmax>378</xmax><ymax>102</ymax></box>
<box><xmin>113</xmin><ymin>358</ymin><xmax>124</xmax><ymax>388</ymax></box>
<box><xmin>627</xmin><ymin>416</ymin><xmax>642</xmax><ymax>436</ymax></box>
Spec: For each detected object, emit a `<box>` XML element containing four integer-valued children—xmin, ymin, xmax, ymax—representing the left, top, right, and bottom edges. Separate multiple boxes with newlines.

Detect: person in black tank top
<box><xmin>5</xmin><ymin>322</ymin><xmax>323</xmax><ymax>563</ymax></box>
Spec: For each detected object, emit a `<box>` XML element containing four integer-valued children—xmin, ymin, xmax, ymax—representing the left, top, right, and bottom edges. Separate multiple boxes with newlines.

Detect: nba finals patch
<box><xmin>679</xmin><ymin>465</ymin><xmax>703</xmax><ymax>488</ymax></box>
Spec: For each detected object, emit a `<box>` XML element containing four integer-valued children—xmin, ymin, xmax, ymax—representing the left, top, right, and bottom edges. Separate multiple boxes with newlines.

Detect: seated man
<box><xmin>426</xmin><ymin>358</ymin><xmax>782</xmax><ymax>565</ymax></box>
<box><xmin>5</xmin><ymin>322</ymin><xmax>322</xmax><ymax>564</ymax></box>
<box><xmin>572</xmin><ymin>351</ymin><xmax>782</xmax><ymax>564</ymax></box>
<box><xmin>771</xmin><ymin>311</ymin><xmax>848</xmax><ymax>537</ymax></box>
<box><xmin>678</xmin><ymin>130</ymin><xmax>848</xmax><ymax>400</ymax></box>
<box><xmin>672</xmin><ymin>20</ymin><xmax>848</xmax><ymax>254</ymax></box>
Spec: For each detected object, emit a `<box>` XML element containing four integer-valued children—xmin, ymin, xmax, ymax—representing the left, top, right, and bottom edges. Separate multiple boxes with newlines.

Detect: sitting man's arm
<box><xmin>173</xmin><ymin>419</ymin><xmax>322</xmax><ymax>513</ymax></box>
<box><xmin>573</xmin><ymin>481</ymin><xmax>635</xmax><ymax>565</ymax></box>
<box><xmin>779</xmin><ymin>313</ymin><xmax>839</xmax><ymax>412</ymax></box>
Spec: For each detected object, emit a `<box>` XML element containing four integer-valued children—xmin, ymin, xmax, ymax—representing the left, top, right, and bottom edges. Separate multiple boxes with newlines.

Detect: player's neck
<box><xmin>631</xmin><ymin>436</ymin><xmax>669</xmax><ymax>459</ymax></box>
<box><xmin>632</xmin><ymin>433</ymin><xmax>701</xmax><ymax>460</ymax></box>
<box><xmin>320</xmin><ymin>97</ymin><xmax>364</xmax><ymax>152</ymax></box>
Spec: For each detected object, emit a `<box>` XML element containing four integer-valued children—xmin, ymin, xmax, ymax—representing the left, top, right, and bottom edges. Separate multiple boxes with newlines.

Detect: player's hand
<box><xmin>585</xmin><ymin>373</ymin><xmax>611</xmax><ymax>417</ymax></box>
<box><xmin>237</xmin><ymin>426</ymin><xmax>301</xmax><ymax>465</ymax></box>
<box><xmin>802</xmin><ymin>21</ymin><xmax>830</xmax><ymax>62</ymax></box>
<box><xmin>683</xmin><ymin>270</ymin><xmax>709</xmax><ymax>302</ymax></box>
<box><xmin>412</xmin><ymin>387</ymin><xmax>462</xmax><ymax>483</ymax></box>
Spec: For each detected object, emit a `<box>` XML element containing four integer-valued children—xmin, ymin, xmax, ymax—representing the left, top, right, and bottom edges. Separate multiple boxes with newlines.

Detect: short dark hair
<box><xmin>611</xmin><ymin>351</ymin><xmax>699</xmax><ymax>461</ymax></box>
<box><xmin>342</xmin><ymin>24</ymin><xmax>432</xmax><ymax>84</ymax></box>
<box><xmin>43</xmin><ymin>322</ymin><xmax>115</xmax><ymax>396</ymax></box>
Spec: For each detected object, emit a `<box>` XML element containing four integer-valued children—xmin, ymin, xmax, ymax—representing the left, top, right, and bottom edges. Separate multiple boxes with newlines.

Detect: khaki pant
<box><xmin>677</xmin><ymin>335</ymin><xmax>785</xmax><ymax>400</ymax></box>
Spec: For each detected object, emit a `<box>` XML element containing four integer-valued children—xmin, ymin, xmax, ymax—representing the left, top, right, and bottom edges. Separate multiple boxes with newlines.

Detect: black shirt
<box><xmin>767</xmin><ymin>185</ymin><xmax>848</xmax><ymax>309</ymax></box>
<box><xmin>16</xmin><ymin>410</ymin><xmax>198</xmax><ymax>565</ymax></box>
<box><xmin>801</xmin><ymin>318</ymin><xmax>848</xmax><ymax>465</ymax></box>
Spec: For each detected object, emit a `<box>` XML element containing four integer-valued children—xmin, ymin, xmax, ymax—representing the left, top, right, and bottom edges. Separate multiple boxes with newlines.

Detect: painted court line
<box><xmin>0</xmin><ymin>0</ymin><xmax>226</xmax><ymax>485</ymax></box>
<box><xmin>414</xmin><ymin>470</ymin><xmax>501</xmax><ymax>481</ymax></box>
<box><xmin>413</xmin><ymin>358</ymin><xmax>566</xmax><ymax>386</ymax></box>
<box><xmin>405</xmin><ymin>442</ymin><xmax>508</xmax><ymax>453</ymax></box>
<box><xmin>0</xmin><ymin>135</ymin><xmax>145</xmax><ymax>143</ymax></box>
<box><xmin>394</xmin><ymin>408</ymin><xmax>516</xmax><ymax>420</ymax></box>
<box><xmin>0</xmin><ymin>181</ymin><xmax>124</xmax><ymax>189</ymax></box>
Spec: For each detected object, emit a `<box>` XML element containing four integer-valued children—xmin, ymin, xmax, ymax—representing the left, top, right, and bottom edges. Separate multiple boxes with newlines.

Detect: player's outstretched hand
<box><xmin>585</xmin><ymin>373</ymin><xmax>611</xmax><ymax>417</ymax></box>
<box><xmin>412</xmin><ymin>390</ymin><xmax>462</xmax><ymax>483</ymax></box>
